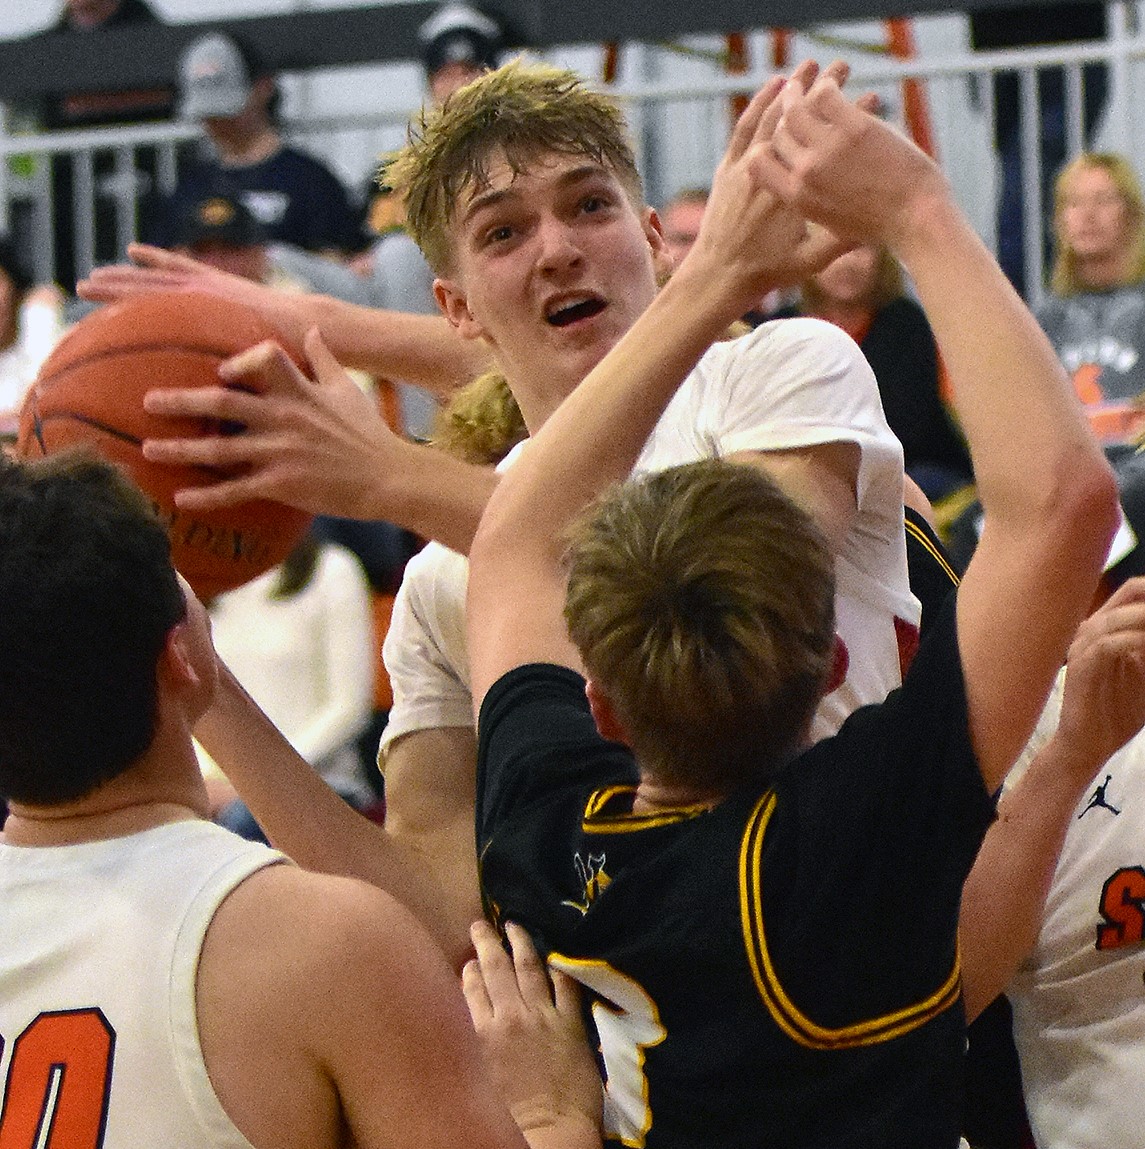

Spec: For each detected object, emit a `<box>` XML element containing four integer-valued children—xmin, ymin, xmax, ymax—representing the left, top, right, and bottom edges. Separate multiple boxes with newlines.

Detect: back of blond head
<box><xmin>564</xmin><ymin>460</ymin><xmax>836</xmax><ymax>793</ymax></box>
<box><xmin>430</xmin><ymin>370</ymin><xmax>527</xmax><ymax>465</ymax></box>
<box><xmin>385</xmin><ymin>57</ymin><xmax>642</xmax><ymax>273</ymax></box>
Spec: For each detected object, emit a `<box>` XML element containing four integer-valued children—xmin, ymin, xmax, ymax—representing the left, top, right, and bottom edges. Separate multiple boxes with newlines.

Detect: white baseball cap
<box><xmin>179</xmin><ymin>33</ymin><xmax>252</xmax><ymax>120</ymax></box>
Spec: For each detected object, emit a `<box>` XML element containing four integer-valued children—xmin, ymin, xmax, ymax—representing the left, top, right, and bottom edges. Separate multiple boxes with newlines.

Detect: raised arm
<box><xmin>959</xmin><ymin>576</ymin><xmax>1145</xmax><ymax>1021</ymax></box>
<box><xmin>80</xmin><ymin>243</ymin><xmax>491</xmax><ymax>398</ymax></box>
<box><xmin>467</xmin><ymin>66</ymin><xmax>844</xmax><ymax>706</ymax></box>
<box><xmin>195</xmin><ymin>658</ymin><xmax>471</xmax><ymax>969</ymax></box>
<box><xmin>760</xmin><ymin>75</ymin><xmax>1119</xmax><ymax>791</ymax></box>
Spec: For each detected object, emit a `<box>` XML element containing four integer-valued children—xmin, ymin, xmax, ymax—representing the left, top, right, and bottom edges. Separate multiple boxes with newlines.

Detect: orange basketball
<box><xmin>15</xmin><ymin>291</ymin><xmax>313</xmax><ymax>601</ymax></box>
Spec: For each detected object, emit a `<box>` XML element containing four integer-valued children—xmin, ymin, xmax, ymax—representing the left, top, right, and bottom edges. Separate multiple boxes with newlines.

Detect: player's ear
<box><xmin>160</xmin><ymin>577</ymin><xmax>217</xmax><ymax>710</ymax></box>
<box><xmin>434</xmin><ymin>277</ymin><xmax>486</xmax><ymax>341</ymax></box>
<box><xmin>161</xmin><ymin>622</ymin><xmax>202</xmax><ymax>693</ymax></box>
<box><xmin>642</xmin><ymin>207</ymin><xmax>674</xmax><ymax>283</ymax></box>
<box><xmin>585</xmin><ymin>679</ymin><xmax>632</xmax><ymax>746</ymax></box>
<box><xmin>824</xmin><ymin>634</ymin><xmax>849</xmax><ymax>696</ymax></box>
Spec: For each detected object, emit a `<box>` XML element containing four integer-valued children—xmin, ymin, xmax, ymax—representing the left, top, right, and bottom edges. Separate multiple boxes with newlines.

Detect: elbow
<box><xmin>1020</xmin><ymin>442</ymin><xmax>1120</xmax><ymax>576</ymax></box>
<box><xmin>1062</xmin><ymin>451</ymin><xmax>1121</xmax><ymax>577</ymax></box>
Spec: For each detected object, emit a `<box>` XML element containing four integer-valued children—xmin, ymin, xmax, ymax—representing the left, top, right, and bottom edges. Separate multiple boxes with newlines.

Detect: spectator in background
<box><xmin>148</xmin><ymin>32</ymin><xmax>365</xmax><ymax>258</ymax></box>
<box><xmin>0</xmin><ymin>238</ymin><xmax>66</xmax><ymax>441</ymax></box>
<box><xmin>658</xmin><ymin>186</ymin><xmax>709</xmax><ymax>268</ymax></box>
<box><xmin>358</xmin><ymin>2</ymin><xmax>505</xmax><ymax>440</ymax></box>
<box><xmin>169</xmin><ymin>189</ymin><xmax>374</xmax><ymax>305</ymax></box>
<box><xmin>202</xmin><ymin>530</ymin><xmax>377</xmax><ymax>842</ymax></box>
<box><xmin>1037</xmin><ymin>152</ymin><xmax>1145</xmax><ymax>449</ymax></box>
<box><xmin>948</xmin><ymin>152</ymin><xmax>1145</xmax><ymax>573</ymax></box>
<box><xmin>17</xmin><ymin>0</ymin><xmax>175</xmax><ymax>292</ymax></box>
<box><xmin>770</xmin><ymin>244</ymin><xmax>974</xmax><ymax>504</ymax></box>
<box><xmin>969</xmin><ymin>3</ymin><xmax>1109</xmax><ymax>299</ymax></box>
<box><xmin>418</xmin><ymin>1</ymin><xmax>505</xmax><ymax>106</ymax></box>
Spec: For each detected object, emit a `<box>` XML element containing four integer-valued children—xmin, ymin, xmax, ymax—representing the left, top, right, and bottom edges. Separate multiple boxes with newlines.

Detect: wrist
<box><xmin>514</xmin><ymin>1102</ymin><xmax>600</xmax><ymax>1149</ymax></box>
<box><xmin>885</xmin><ymin>186</ymin><xmax>963</xmax><ymax>271</ymax></box>
<box><xmin>655</xmin><ymin>254</ymin><xmax>756</xmax><ymax>339</ymax></box>
<box><xmin>1024</xmin><ymin>729</ymin><xmax>1104</xmax><ymax>806</ymax></box>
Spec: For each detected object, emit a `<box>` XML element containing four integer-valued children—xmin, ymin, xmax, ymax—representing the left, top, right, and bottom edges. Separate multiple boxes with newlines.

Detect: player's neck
<box><xmin>633</xmin><ymin>777</ymin><xmax>722</xmax><ymax>814</ymax></box>
<box><xmin>3</xmin><ymin>800</ymin><xmax>204</xmax><ymax>847</ymax></box>
<box><xmin>507</xmin><ymin>368</ymin><xmax>581</xmax><ymax>436</ymax></box>
<box><xmin>2</xmin><ymin>748</ymin><xmax>211</xmax><ymax>847</ymax></box>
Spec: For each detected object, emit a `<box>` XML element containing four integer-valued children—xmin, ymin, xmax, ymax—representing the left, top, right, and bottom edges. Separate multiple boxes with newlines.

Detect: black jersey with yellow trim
<box><xmin>476</xmin><ymin>596</ymin><xmax>994</xmax><ymax>1149</ymax></box>
<box><xmin>904</xmin><ymin>505</ymin><xmax>962</xmax><ymax>639</ymax></box>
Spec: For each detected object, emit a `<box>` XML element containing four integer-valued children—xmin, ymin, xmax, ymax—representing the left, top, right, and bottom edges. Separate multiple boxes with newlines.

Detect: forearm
<box><xmin>83</xmin><ymin>244</ymin><xmax>491</xmax><ymax>400</ymax></box>
<box><xmin>197</xmin><ymin>662</ymin><xmax>467</xmax><ymax>966</ymax></box>
<box><xmin>893</xmin><ymin>195</ymin><xmax>1118</xmax><ymax>785</ymax></box>
<box><xmin>369</xmin><ymin>436</ymin><xmax>501</xmax><ymax>554</ymax></box>
<box><xmin>958</xmin><ymin>734</ymin><xmax>1096</xmax><ymax>1021</ymax></box>
<box><xmin>303</xmin><ymin>293</ymin><xmax>492</xmax><ymax>400</ymax></box>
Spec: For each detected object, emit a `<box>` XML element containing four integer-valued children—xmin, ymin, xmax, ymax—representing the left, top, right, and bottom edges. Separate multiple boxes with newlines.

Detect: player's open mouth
<box><xmin>545</xmin><ymin>297</ymin><xmax>606</xmax><ymax>327</ymax></box>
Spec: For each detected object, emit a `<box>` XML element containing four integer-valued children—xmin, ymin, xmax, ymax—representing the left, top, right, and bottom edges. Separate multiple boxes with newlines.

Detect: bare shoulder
<box><xmin>207</xmin><ymin>862</ymin><xmax>445</xmax><ymax>987</ymax></box>
<box><xmin>197</xmin><ymin>863</ymin><xmax>483</xmax><ymax>1149</ymax></box>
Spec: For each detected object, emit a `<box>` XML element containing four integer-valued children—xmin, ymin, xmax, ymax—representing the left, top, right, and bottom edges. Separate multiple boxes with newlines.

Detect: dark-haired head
<box><xmin>0</xmin><ymin>450</ymin><xmax>185</xmax><ymax>805</ymax></box>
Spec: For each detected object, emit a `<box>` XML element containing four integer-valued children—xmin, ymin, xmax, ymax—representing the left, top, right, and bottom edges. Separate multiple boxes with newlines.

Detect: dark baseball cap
<box><xmin>173</xmin><ymin>194</ymin><xmax>266</xmax><ymax>249</ymax></box>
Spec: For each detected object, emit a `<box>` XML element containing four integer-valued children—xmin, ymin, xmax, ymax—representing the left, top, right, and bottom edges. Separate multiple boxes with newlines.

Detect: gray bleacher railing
<box><xmin>0</xmin><ymin>18</ymin><xmax>1142</xmax><ymax>303</ymax></box>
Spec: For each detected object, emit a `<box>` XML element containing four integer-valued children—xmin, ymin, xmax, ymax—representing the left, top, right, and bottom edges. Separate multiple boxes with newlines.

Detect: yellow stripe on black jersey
<box><xmin>582</xmin><ymin>785</ymin><xmax>714</xmax><ymax>834</ymax></box>
<box><xmin>738</xmin><ymin>792</ymin><xmax>962</xmax><ymax>1049</ymax></box>
<box><xmin>905</xmin><ymin>515</ymin><xmax>961</xmax><ymax>588</ymax></box>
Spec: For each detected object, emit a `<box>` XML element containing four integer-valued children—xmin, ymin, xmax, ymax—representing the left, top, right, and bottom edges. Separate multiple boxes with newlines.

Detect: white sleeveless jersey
<box><xmin>381</xmin><ymin>318</ymin><xmax>918</xmax><ymax>758</ymax></box>
<box><xmin>1008</xmin><ymin>675</ymin><xmax>1145</xmax><ymax>1148</ymax></box>
<box><xmin>0</xmin><ymin>819</ymin><xmax>284</xmax><ymax>1149</ymax></box>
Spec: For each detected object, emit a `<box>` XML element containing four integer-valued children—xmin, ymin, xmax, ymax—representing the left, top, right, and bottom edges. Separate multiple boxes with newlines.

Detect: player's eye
<box><xmin>488</xmin><ymin>225</ymin><xmax>514</xmax><ymax>241</ymax></box>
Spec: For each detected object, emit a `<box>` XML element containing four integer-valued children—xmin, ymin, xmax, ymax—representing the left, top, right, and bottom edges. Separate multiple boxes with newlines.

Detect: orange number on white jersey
<box><xmin>0</xmin><ymin>1010</ymin><xmax>115</xmax><ymax>1149</ymax></box>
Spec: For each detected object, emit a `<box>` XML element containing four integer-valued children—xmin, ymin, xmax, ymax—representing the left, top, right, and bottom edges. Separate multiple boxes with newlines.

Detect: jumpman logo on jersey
<box><xmin>1079</xmin><ymin>775</ymin><xmax>1121</xmax><ymax>819</ymax></box>
<box><xmin>562</xmin><ymin>852</ymin><xmax>611</xmax><ymax>914</ymax></box>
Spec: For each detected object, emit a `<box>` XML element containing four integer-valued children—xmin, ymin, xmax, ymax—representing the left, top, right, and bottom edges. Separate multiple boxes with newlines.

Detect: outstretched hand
<box><xmin>682</xmin><ymin>60</ymin><xmax>867</xmax><ymax>312</ymax></box>
<box><xmin>463</xmin><ymin>920</ymin><xmax>602</xmax><ymax>1147</ymax></box>
<box><xmin>760</xmin><ymin>69</ymin><xmax>948</xmax><ymax>250</ymax></box>
<box><xmin>79</xmin><ymin>243</ymin><xmax>324</xmax><ymax>354</ymax></box>
<box><xmin>1055</xmin><ymin>575</ymin><xmax>1145</xmax><ymax>778</ymax></box>
<box><xmin>80</xmin><ymin>243</ymin><xmax>260</xmax><ymax>306</ymax></box>
<box><xmin>140</xmin><ymin>327</ymin><xmax>399</xmax><ymax>520</ymax></box>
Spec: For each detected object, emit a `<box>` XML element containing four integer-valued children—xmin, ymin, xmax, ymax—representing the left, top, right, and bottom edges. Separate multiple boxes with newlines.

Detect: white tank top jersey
<box><xmin>0</xmin><ymin>820</ymin><xmax>284</xmax><ymax>1148</ymax></box>
<box><xmin>381</xmin><ymin>317</ymin><xmax>919</xmax><ymax>758</ymax></box>
<box><xmin>1007</xmin><ymin>673</ymin><xmax>1145</xmax><ymax>1149</ymax></box>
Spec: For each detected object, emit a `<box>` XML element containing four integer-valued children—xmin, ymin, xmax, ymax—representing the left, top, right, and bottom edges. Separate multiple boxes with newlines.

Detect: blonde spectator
<box><xmin>1050</xmin><ymin>152</ymin><xmax>1145</xmax><ymax>296</ymax></box>
<box><xmin>1037</xmin><ymin>153</ymin><xmax>1145</xmax><ymax>445</ymax></box>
